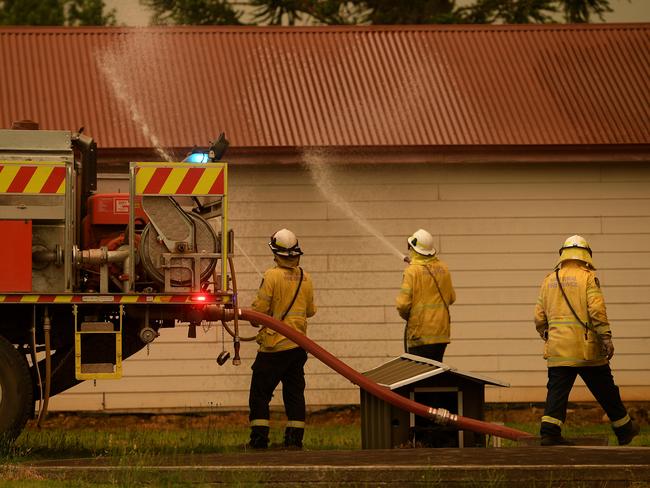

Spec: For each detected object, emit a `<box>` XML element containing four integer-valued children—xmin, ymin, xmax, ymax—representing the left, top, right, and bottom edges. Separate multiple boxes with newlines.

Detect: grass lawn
<box><xmin>0</xmin><ymin>407</ymin><xmax>648</xmax><ymax>487</ymax></box>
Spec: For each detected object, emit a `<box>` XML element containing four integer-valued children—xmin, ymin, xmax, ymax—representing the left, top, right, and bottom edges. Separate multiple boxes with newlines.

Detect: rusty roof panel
<box><xmin>0</xmin><ymin>24</ymin><xmax>648</xmax><ymax>151</ymax></box>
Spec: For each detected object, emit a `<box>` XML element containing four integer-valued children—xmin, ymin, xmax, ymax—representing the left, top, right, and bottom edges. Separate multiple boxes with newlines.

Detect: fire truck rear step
<box><xmin>74</xmin><ymin>305</ymin><xmax>123</xmax><ymax>380</ymax></box>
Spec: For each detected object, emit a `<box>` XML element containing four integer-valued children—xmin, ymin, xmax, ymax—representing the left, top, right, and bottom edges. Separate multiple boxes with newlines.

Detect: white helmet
<box><xmin>269</xmin><ymin>228</ymin><xmax>303</xmax><ymax>257</ymax></box>
<box><xmin>557</xmin><ymin>234</ymin><xmax>594</xmax><ymax>268</ymax></box>
<box><xmin>407</xmin><ymin>229</ymin><xmax>437</xmax><ymax>256</ymax></box>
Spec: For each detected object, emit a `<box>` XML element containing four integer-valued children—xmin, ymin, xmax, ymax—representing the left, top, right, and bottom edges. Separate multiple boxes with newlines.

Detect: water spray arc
<box><xmin>96</xmin><ymin>37</ymin><xmax>175</xmax><ymax>162</ymax></box>
<box><xmin>303</xmin><ymin>150</ymin><xmax>406</xmax><ymax>261</ymax></box>
<box><xmin>234</xmin><ymin>240</ymin><xmax>263</xmax><ymax>279</ymax></box>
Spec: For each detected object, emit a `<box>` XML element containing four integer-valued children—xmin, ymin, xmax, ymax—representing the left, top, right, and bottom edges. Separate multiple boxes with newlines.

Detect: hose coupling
<box><xmin>205</xmin><ymin>304</ymin><xmax>234</xmax><ymax>322</ymax></box>
<box><xmin>429</xmin><ymin>407</ymin><xmax>457</xmax><ymax>426</ymax></box>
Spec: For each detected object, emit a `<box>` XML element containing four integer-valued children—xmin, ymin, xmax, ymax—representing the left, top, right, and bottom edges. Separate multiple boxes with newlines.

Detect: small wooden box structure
<box><xmin>360</xmin><ymin>354</ymin><xmax>509</xmax><ymax>449</ymax></box>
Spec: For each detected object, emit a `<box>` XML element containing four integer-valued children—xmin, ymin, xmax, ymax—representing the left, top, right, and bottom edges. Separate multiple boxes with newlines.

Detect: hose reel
<box><xmin>139</xmin><ymin>196</ymin><xmax>219</xmax><ymax>288</ymax></box>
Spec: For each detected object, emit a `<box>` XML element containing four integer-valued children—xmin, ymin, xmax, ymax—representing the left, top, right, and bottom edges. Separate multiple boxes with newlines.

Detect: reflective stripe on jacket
<box><xmin>396</xmin><ymin>252</ymin><xmax>456</xmax><ymax>347</ymax></box>
<box><xmin>534</xmin><ymin>261</ymin><xmax>611</xmax><ymax>367</ymax></box>
<box><xmin>252</xmin><ymin>256</ymin><xmax>316</xmax><ymax>353</ymax></box>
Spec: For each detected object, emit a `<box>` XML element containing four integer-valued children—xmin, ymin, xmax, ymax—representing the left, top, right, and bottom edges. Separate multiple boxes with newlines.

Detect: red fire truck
<box><xmin>0</xmin><ymin>127</ymin><xmax>235</xmax><ymax>444</ymax></box>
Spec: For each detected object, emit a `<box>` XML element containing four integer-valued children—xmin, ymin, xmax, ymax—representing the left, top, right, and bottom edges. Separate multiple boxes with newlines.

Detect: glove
<box><xmin>601</xmin><ymin>336</ymin><xmax>614</xmax><ymax>360</ymax></box>
<box><xmin>541</xmin><ymin>329</ymin><xmax>548</xmax><ymax>341</ymax></box>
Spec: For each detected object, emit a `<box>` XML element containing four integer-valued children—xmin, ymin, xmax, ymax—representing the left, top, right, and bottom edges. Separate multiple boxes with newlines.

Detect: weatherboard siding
<box><xmin>50</xmin><ymin>162</ymin><xmax>650</xmax><ymax>412</ymax></box>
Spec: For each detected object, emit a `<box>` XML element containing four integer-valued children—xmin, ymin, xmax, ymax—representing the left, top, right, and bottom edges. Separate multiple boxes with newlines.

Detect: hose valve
<box><xmin>139</xmin><ymin>326</ymin><xmax>159</xmax><ymax>344</ymax></box>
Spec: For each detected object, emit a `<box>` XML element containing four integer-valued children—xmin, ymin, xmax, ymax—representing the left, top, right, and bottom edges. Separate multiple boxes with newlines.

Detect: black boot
<box><xmin>540</xmin><ymin>421</ymin><xmax>574</xmax><ymax>446</ymax></box>
<box><xmin>541</xmin><ymin>435</ymin><xmax>575</xmax><ymax>446</ymax></box>
<box><xmin>247</xmin><ymin>426</ymin><xmax>270</xmax><ymax>449</ymax></box>
<box><xmin>614</xmin><ymin>420</ymin><xmax>640</xmax><ymax>446</ymax></box>
<box><xmin>284</xmin><ymin>426</ymin><xmax>304</xmax><ymax>449</ymax></box>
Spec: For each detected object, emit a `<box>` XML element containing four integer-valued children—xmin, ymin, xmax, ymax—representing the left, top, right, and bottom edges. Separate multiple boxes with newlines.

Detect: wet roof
<box><xmin>363</xmin><ymin>354</ymin><xmax>509</xmax><ymax>390</ymax></box>
<box><xmin>0</xmin><ymin>24</ymin><xmax>648</xmax><ymax>162</ymax></box>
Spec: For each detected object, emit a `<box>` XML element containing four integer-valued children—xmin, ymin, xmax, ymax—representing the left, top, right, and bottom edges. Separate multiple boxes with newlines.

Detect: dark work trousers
<box><xmin>541</xmin><ymin>364</ymin><xmax>627</xmax><ymax>436</ymax></box>
<box><xmin>407</xmin><ymin>343</ymin><xmax>447</xmax><ymax>363</ymax></box>
<box><xmin>249</xmin><ymin>347</ymin><xmax>308</xmax><ymax>423</ymax></box>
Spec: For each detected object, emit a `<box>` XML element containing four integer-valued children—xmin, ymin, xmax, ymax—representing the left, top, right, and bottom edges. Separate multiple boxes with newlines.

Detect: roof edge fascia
<box><xmin>98</xmin><ymin>144</ymin><xmax>650</xmax><ymax>171</ymax></box>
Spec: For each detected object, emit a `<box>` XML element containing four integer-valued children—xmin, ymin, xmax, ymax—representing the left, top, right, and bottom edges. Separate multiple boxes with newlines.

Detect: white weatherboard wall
<box><xmin>51</xmin><ymin>162</ymin><xmax>650</xmax><ymax>412</ymax></box>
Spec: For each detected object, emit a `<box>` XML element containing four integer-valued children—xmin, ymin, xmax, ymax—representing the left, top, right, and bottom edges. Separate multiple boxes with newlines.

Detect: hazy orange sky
<box><xmin>105</xmin><ymin>0</ymin><xmax>650</xmax><ymax>26</ymax></box>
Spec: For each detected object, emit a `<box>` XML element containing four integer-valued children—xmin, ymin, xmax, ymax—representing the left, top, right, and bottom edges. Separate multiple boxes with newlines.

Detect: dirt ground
<box><xmin>485</xmin><ymin>401</ymin><xmax>650</xmax><ymax>426</ymax></box>
<box><xmin>27</xmin><ymin>402</ymin><xmax>650</xmax><ymax>431</ymax></box>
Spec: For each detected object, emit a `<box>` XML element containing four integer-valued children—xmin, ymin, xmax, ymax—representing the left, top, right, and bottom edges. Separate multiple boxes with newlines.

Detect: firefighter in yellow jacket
<box><xmin>534</xmin><ymin>235</ymin><xmax>640</xmax><ymax>446</ymax></box>
<box><xmin>247</xmin><ymin>229</ymin><xmax>316</xmax><ymax>449</ymax></box>
<box><xmin>396</xmin><ymin>229</ymin><xmax>456</xmax><ymax>362</ymax></box>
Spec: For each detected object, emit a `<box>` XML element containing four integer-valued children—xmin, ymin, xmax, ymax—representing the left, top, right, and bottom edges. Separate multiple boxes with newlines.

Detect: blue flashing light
<box><xmin>184</xmin><ymin>152</ymin><xmax>210</xmax><ymax>163</ymax></box>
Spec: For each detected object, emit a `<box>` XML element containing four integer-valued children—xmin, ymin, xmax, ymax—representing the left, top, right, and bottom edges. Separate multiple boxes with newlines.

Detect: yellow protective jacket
<box><xmin>534</xmin><ymin>261</ymin><xmax>611</xmax><ymax>367</ymax></box>
<box><xmin>252</xmin><ymin>256</ymin><xmax>316</xmax><ymax>353</ymax></box>
<box><xmin>396</xmin><ymin>251</ymin><xmax>456</xmax><ymax>347</ymax></box>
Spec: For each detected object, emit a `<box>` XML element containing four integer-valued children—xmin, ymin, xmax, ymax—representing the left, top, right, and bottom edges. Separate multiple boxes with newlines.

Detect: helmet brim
<box><xmin>557</xmin><ymin>248</ymin><xmax>595</xmax><ymax>269</ymax></box>
<box><xmin>268</xmin><ymin>241</ymin><xmax>303</xmax><ymax>257</ymax></box>
<box><xmin>407</xmin><ymin>237</ymin><xmax>436</xmax><ymax>256</ymax></box>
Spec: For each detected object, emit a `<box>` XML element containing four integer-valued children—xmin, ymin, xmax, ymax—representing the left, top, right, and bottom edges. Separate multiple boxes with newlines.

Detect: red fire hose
<box><xmin>237</xmin><ymin>308</ymin><xmax>533</xmax><ymax>442</ymax></box>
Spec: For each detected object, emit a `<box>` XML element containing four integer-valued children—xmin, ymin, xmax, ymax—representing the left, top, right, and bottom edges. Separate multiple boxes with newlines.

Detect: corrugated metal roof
<box><xmin>363</xmin><ymin>354</ymin><xmax>509</xmax><ymax>390</ymax></box>
<box><xmin>0</xmin><ymin>24</ymin><xmax>648</xmax><ymax>156</ymax></box>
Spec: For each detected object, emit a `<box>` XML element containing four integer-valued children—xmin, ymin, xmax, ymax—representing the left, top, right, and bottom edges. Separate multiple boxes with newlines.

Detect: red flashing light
<box><xmin>192</xmin><ymin>294</ymin><xmax>207</xmax><ymax>302</ymax></box>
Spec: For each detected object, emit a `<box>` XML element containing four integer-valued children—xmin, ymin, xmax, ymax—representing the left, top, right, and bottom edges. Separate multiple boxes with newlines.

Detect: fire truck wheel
<box><xmin>0</xmin><ymin>335</ymin><xmax>33</xmax><ymax>447</ymax></box>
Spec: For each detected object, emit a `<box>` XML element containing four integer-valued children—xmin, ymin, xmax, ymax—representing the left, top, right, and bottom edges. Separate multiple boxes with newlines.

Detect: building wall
<box><xmin>50</xmin><ymin>161</ymin><xmax>650</xmax><ymax>411</ymax></box>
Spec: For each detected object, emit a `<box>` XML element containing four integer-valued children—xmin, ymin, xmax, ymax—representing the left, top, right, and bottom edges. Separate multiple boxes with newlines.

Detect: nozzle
<box><xmin>232</xmin><ymin>339</ymin><xmax>241</xmax><ymax>366</ymax></box>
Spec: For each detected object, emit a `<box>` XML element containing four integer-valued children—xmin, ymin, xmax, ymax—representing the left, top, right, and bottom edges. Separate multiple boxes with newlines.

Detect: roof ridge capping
<box><xmin>1</xmin><ymin>23</ymin><xmax>648</xmax><ymax>35</ymax></box>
